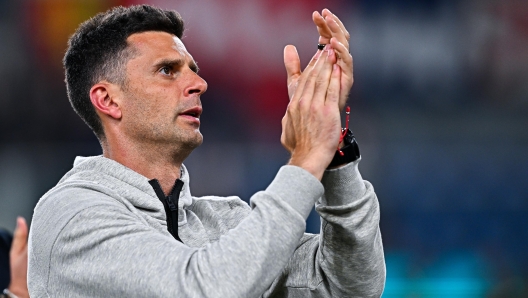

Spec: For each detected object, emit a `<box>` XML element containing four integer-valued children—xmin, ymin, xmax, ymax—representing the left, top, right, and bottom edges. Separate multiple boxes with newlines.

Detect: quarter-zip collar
<box><xmin>148</xmin><ymin>178</ymin><xmax>184</xmax><ymax>242</ymax></box>
<box><xmin>67</xmin><ymin>156</ymin><xmax>194</xmax><ymax>226</ymax></box>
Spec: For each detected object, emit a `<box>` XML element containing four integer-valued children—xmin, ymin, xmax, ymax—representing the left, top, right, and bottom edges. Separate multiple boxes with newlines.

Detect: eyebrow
<box><xmin>154</xmin><ymin>58</ymin><xmax>200</xmax><ymax>73</ymax></box>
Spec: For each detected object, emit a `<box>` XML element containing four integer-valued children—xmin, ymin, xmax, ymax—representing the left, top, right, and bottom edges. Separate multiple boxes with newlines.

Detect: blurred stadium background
<box><xmin>0</xmin><ymin>0</ymin><xmax>527</xmax><ymax>296</ymax></box>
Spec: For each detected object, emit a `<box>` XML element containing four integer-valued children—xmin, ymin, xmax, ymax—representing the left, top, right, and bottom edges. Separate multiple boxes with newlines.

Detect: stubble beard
<box><xmin>138</xmin><ymin>120</ymin><xmax>203</xmax><ymax>160</ymax></box>
<box><xmin>122</xmin><ymin>91</ymin><xmax>203</xmax><ymax>161</ymax></box>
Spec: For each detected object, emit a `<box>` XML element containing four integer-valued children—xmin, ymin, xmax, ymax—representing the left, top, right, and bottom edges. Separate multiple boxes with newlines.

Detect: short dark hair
<box><xmin>64</xmin><ymin>5</ymin><xmax>185</xmax><ymax>140</ymax></box>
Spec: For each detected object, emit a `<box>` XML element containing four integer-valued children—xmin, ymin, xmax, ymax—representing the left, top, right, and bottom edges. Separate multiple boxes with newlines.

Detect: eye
<box><xmin>159</xmin><ymin>66</ymin><xmax>172</xmax><ymax>76</ymax></box>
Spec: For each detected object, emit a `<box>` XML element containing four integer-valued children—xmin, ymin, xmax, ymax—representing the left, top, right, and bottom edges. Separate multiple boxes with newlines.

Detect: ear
<box><xmin>89</xmin><ymin>82</ymin><xmax>122</xmax><ymax>120</ymax></box>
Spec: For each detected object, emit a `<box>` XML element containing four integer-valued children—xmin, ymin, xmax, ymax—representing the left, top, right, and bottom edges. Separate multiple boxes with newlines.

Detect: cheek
<box><xmin>121</xmin><ymin>89</ymin><xmax>155</xmax><ymax>126</ymax></box>
<box><xmin>124</xmin><ymin>77</ymin><xmax>182</xmax><ymax>122</ymax></box>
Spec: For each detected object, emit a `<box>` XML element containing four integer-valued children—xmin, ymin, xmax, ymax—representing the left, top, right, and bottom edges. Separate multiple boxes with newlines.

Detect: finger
<box><xmin>326</xmin><ymin>63</ymin><xmax>341</xmax><ymax>105</ymax></box>
<box><xmin>322</xmin><ymin>9</ymin><xmax>350</xmax><ymax>42</ymax></box>
<box><xmin>285</xmin><ymin>46</ymin><xmax>321</xmax><ymax>100</ymax></box>
<box><xmin>291</xmin><ymin>49</ymin><xmax>325</xmax><ymax>107</ymax></box>
<box><xmin>330</xmin><ymin>37</ymin><xmax>353</xmax><ymax>109</ymax></box>
<box><xmin>330</xmin><ymin>37</ymin><xmax>352</xmax><ymax>71</ymax></box>
<box><xmin>325</xmin><ymin>14</ymin><xmax>349</xmax><ymax>51</ymax></box>
<box><xmin>297</xmin><ymin>49</ymin><xmax>330</xmax><ymax>108</ymax></box>
<box><xmin>284</xmin><ymin>45</ymin><xmax>301</xmax><ymax>89</ymax></box>
<box><xmin>302</xmin><ymin>49</ymin><xmax>323</xmax><ymax>73</ymax></box>
<box><xmin>313</xmin><ymin>11</ymin><xmax>332</xmax><ymax>45</ymax></box>
<box><xmin>11</xmin><ymin>217</ymin><xmax>28</xmax><ymax>255</ymax></box>
<box><xmin>312</xmin><ymin>47</ymin><xmax>337</xmax><ymax>107</ymax></box>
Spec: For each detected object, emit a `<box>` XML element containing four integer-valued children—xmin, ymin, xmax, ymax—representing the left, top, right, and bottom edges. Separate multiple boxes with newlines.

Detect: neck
<box><xmin>102</xmin><ymin>137</ymin><xmax>191</xmax><ymax>196</ymax></box>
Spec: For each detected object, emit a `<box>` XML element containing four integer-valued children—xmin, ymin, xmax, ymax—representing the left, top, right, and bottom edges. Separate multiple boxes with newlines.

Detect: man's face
<box><xmin>118</xmin><ymin>31</ymin><xmax>207</xmax><ymax>151</ymax></box>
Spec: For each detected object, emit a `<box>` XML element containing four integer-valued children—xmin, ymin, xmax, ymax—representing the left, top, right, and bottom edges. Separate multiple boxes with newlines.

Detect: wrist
<box><xmin>7</xmin><ymin>285</ymin><xmax>27</xmax><ymax>298</ymax></box>
<box><xmin>328</xmin><ymin>129</ymin><xmax>360</xmax><ymax>168</ymax></box>
<box><xmin>288</xmin><ymin>154</ymin><xmax>328</xmax><ymax>180</ymax></box>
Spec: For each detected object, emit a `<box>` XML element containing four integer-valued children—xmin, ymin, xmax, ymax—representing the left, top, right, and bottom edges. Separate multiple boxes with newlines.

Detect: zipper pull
<box><xmin>166</xmin><ymin>195</ymin><xmax>177</xmax><ymax>211</ymax></box>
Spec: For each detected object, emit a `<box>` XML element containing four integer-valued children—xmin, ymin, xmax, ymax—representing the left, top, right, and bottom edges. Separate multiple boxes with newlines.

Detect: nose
<box><xmin>186</xmin><ymin>72</ymin><xmax>208</xmax><ymax>96</ymax></box>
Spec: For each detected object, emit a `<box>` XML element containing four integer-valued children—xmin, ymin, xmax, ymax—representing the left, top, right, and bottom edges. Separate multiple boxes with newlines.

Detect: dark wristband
<box><xmin>328</xmin><ymin>129</ymin><xmax>360</xmax><ymax>168</ymax></box>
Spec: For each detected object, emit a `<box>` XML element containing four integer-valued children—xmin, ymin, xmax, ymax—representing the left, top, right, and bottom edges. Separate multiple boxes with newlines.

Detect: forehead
<box><xmin>126</xmin><ymin>31</ymin><xmax>191</xmax><ymax>61</ymax></box>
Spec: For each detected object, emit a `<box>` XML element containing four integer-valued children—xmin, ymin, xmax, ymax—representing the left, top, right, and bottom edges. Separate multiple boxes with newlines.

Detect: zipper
<box><xmin>148</xmin><ymin>179</ymin><xmax>184</xmax><ymax>242</ymax></box>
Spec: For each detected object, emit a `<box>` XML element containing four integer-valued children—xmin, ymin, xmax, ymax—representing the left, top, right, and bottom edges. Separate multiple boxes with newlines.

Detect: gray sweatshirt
<box><xmin>28</xmin><ymin>156</ymin><xmax>385</xmax><ymax>297</ymax></box>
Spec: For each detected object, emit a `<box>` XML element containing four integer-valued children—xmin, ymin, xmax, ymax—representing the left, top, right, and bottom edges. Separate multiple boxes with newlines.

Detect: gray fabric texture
<box><xmin>28</xmin><ymin>156</ymin><xmax>385</xmax><ymax>297</ymax></box>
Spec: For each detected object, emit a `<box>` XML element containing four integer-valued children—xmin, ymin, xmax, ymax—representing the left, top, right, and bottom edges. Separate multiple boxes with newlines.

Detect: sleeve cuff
<box><xmin>320</xmin><ymin>158</ymin><xmax>366</xmax><ymax>206</ymax></box>
<box><xmin>265</xmin><ymin>165</ymin><xmax>324</xmax><ymax>219</ymax></box>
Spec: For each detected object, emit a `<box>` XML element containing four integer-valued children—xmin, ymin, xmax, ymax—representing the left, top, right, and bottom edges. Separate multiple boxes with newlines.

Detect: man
<box><xmin>28</xmin><ymin>4</ymin><xmax>385</xmax><ymax>297</ymax></box>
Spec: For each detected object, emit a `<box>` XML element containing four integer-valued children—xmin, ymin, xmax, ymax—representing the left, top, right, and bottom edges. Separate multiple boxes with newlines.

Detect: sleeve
<box><xmin>262</xmin><ymin>159</ymin><xmax>386</xmax><ymax>298</ymax></box>
<box><xmin>35</xmin><ymin>166</ymin><xmax>325</xmax><ymax>298</ymax></box>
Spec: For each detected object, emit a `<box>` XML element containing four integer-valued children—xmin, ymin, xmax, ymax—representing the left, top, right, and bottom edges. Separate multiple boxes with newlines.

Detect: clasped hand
<box><xmin>281</xmin><ymin>9</ymin><xmax>354</xmax><ymax>180</ymax></box>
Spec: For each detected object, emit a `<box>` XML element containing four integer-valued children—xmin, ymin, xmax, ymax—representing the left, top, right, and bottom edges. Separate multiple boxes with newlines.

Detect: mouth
<box><xmin>179</xmin><ymin>107</ymin><xmax>202</xmax><ymax>121</ymax></box>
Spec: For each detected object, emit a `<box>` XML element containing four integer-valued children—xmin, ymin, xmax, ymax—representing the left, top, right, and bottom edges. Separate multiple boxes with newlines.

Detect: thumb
<box><xmin>11</xmin><ymin>217</ymin><xmax>28</xmax><ymax>255</ymax></box>
<box><xmin>283</xmin><ymin>45</ymin><xmax>301</xmax><ymax>87</ymax></box>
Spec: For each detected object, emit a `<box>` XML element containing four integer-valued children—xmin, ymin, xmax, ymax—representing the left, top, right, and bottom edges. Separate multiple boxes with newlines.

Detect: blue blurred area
<box><xmin>384</xmin><ymin>251</ymin><xmax>493</xmax><ymax>297</ymax></box>
<box><xmin>0</xmin><ymin>0</ymin><xmax>527</xmax><ymax>296</ymax></box>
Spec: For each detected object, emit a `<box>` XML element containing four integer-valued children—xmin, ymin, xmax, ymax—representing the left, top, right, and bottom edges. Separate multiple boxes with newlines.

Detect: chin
<box><xmin>184</xmin><ymin>132</ymin><xmax>203</xmax><ymax>150</ymax></box>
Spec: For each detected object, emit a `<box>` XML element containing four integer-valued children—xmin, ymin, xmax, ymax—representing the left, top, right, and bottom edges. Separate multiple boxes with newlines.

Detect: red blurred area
<box><xmin>126</xmin><ymin>0</ymin><xmax>343</xmax><ymax>129</ymax></box>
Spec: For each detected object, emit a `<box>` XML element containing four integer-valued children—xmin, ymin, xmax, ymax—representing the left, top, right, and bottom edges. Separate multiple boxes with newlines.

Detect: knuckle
<box><xmin>315</xmin><ymin>77</ymin><xmax>326</xmax><ymax>87</ymax></box>
<box><xmin>310</xmin><ymin>104</ymin><xmax>320</xmax><ymax>114</ymax></box>
<box><xmin>327</xmin><ymin>89</ymin><xmax>338</xmax><ymax>100</ymax></box>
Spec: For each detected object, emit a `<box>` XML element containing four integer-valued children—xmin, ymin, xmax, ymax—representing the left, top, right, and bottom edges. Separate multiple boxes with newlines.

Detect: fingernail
<box><xmin>314</xmin><ymin>50</ymin><xmax>322</xmax><ymax>59</ymax></box>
